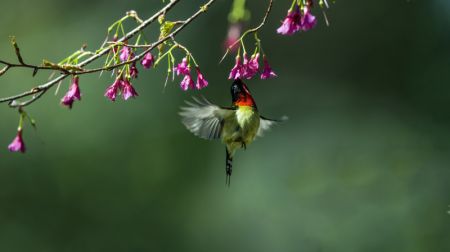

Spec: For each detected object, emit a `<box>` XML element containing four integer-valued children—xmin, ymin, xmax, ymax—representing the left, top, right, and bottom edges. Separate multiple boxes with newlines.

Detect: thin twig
<box><xmin>0</xmin><ymin>65</ymin><xmax>10</xmax><ymax>77</ymax></box>
<box><xmin>0</xmin><ymin>59</ymin><xmax>58</xmax><ymax>74</ymax></box>
<box><xmin>11</xmin><ymin>36</ymin><xmax>25</xmax><ymax>65</ymax></box>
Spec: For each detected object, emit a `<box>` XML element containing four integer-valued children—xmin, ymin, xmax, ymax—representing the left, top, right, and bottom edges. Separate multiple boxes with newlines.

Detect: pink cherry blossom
<box><xmin>104</xmin><ymin>77</ymin><xmax>122</xmax><ymax>102</ymax></box>
<box><xmin>180</xmin><ymin>74</ymin><xmax>195</xmax><ymax>91</ymax></box>
<box><xmin>195</xmin><ymin>68</ymin><xmax>208</xmax><ymax>90</ymax></box>
<box><xmin>141</xmin><ymin>52</ymin><xmax>154</xmax><ymax>69</ymax></box>
<box><xmin>260</xmin><ymin>56</ymin><xmax>277</xmax><ymax>80</ymax></box>
<box><xmin>277</xmin><ymin>6</ymin><xmax>301</xmax><ymax>35</ymax></box>
<box><xmin>228</xmin><ymin>55</ymin><xmax>243</xmax><ymax>80</ymax></box>
<box><xmin>121</xmin><ymin>79</ymin><xmax>139</xmax><ymax>100</ymax></box>
<box><xmin>61</xmin><ymin>76</ymin><xmax>81</xmax><ymax>109</ymax></box>
<box><xmin>8</xmin><ymin>129</ymin><xmax>25</xmax><ymax>153</ymax></box>
<box><xmin>174</xmin><ymin>57</ymin><xmax>190</xmax><ymax>76</ymax></box>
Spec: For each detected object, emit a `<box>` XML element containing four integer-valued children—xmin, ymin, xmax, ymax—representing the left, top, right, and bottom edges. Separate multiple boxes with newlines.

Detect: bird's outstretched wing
<box><xmin>179</xmin><ymin>97</ymin><xmax>235</xmax><ymax>140</ymax></box>
<box><xmin>257</xmin><ymin>115</ymin><xmax>288</xmax><ymax>137</ymax></box>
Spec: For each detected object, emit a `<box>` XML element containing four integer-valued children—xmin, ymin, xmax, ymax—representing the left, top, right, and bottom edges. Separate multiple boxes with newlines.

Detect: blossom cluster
<box><xmin>105</xmin><ymin>76</ymin><xmax>139</xmax><ymax>101</ymax></box>
<box><xmin>59</xmin><ymin>45</ymin><xmax>156</xmax><ymax>110</ymax></box>
<box><xmin>277</xmin><ymin>1</ymin><xmax>317</xmax><ymax>36</ymax></box>
<box><xmin>174</xmin><ymin>57</ymin><xmax>208</xmax><ymax>91</ymax></box>
<box><xmin>229</xmin><ymin>53</ymin><xmax>276</xmax><ymax>80</ymax></box>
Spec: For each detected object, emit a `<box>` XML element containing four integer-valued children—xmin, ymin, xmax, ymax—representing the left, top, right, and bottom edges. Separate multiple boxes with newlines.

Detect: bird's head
<box><xmin>231</xmin><ymin>79</ymin><xmax>256</xmax><ymax>107</ymax></box>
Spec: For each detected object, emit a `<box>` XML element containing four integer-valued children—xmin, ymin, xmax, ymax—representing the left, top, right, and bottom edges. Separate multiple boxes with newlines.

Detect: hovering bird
<box><xmin>180</xmin><ymin>78</ymin><xmax>286</xmax><ymax>186</ymax></box>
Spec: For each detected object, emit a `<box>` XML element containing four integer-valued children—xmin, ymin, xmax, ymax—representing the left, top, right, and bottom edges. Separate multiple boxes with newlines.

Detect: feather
<box><xmin>179</xmin><ymin>97</ymin><xmax>234</xmax><ymax>140</ymax></box>
<box><xmin>257</xmin><ymin>115</ymin><xmax>288</xmax><ymax>137</ymax></box>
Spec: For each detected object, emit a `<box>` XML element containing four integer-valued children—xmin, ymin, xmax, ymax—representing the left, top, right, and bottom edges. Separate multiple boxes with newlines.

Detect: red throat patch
<box><xmin>233</xmin><ymin>81</ymin><xmax>256</xmax><ymax>107</ymax></box>
<box><xmin>235</xmin><ymin>94</ymin><xmax>255</xmax><ymax>107</ymax></box>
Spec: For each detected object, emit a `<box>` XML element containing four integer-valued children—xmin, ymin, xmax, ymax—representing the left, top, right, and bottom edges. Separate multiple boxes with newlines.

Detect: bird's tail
<box><xmin>226</xmin><ymin>148</ymin><xmax>233</xmax><ymax>187</ymax></box>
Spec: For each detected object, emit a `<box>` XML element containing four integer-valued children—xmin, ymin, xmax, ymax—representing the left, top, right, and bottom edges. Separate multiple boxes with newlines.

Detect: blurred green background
<box><xmin>1</xmin><ymin>0</ymin><xmax>449</xmax><ymax>251</ymax></box>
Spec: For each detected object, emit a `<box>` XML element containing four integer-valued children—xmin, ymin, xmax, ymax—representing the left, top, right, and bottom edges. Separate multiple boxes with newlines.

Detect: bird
<box><xmin>179</xmin><ymin>78</ymin><xmax>286</xmax><ymax>186</ymax></box>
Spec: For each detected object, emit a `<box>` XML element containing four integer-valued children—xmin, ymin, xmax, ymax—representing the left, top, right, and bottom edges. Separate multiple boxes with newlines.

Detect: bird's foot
<box><xmin>226</xmin><ymin>164</ymin><xmax>232</xmax><ymax>187</ymax></box>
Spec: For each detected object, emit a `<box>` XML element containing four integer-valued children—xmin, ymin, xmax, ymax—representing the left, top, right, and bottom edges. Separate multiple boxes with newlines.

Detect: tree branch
<box><xmin>0</xmin><ymin>0</ymin><xmax>185</xmax><ymax>106</ymax></box>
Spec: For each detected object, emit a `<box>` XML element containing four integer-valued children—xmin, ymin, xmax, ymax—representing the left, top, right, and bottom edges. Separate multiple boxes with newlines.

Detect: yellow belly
<box><xmin>221</xmin><ymin>106</ymin><xmax>260</xmax><ymax>155</ymax></box>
